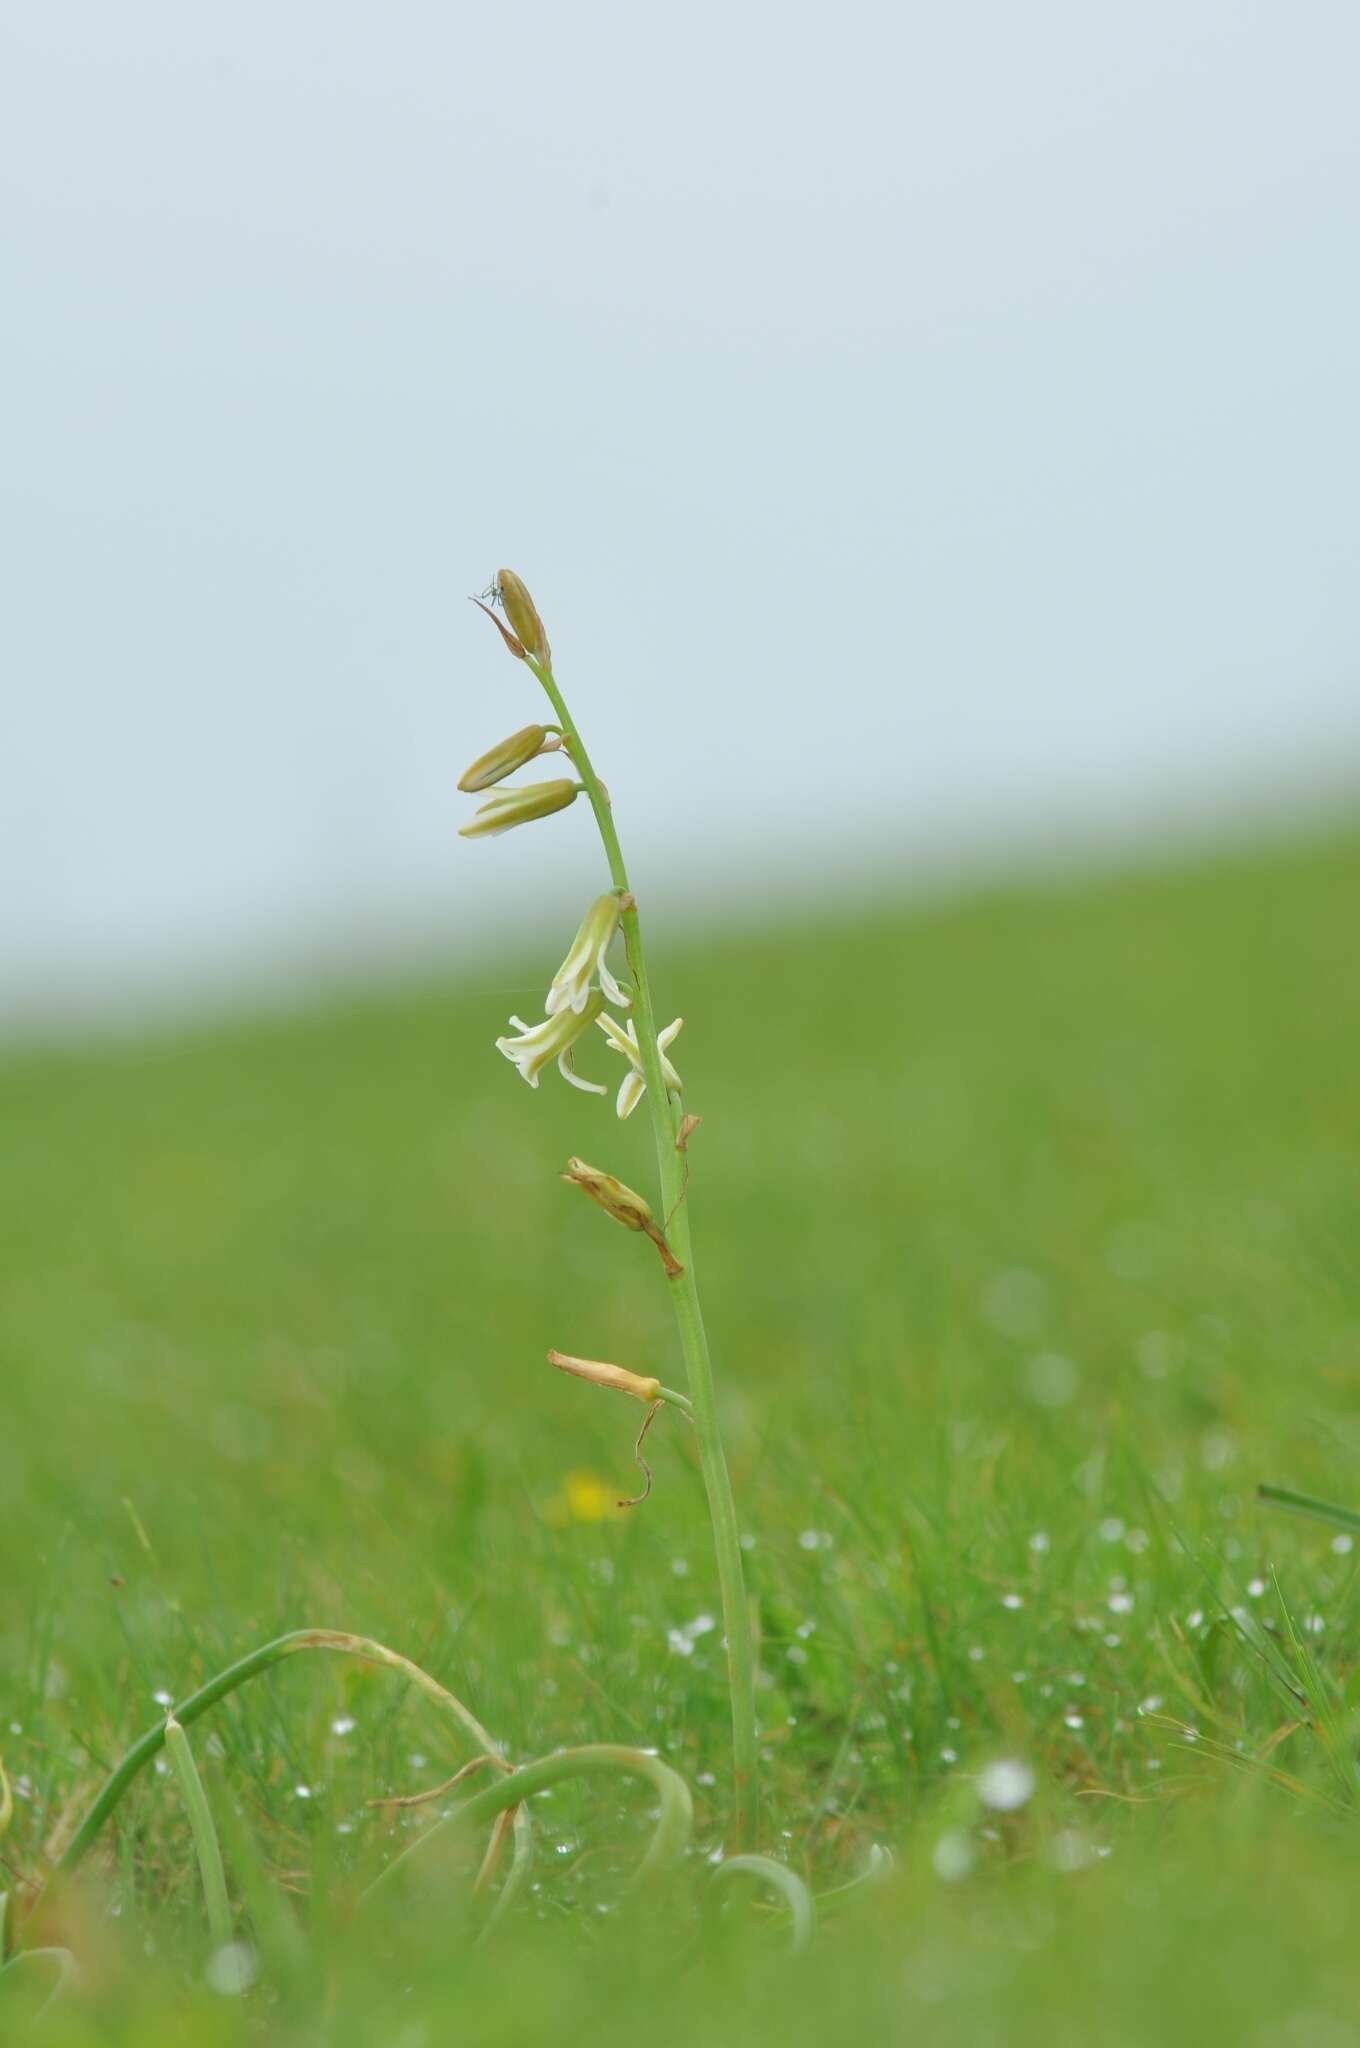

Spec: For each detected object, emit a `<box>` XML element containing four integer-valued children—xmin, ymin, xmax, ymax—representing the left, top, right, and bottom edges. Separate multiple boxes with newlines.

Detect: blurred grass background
<box><xmin>3</xmin><ymin>823</ymin><xmax>1360</xmax><ymax>2042</ymax></box>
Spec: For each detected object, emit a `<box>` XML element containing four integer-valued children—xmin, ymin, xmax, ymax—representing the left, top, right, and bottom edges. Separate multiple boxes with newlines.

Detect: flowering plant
<box><xmin>460</xmin><ymin>568</ymin><xmax>759</xmax><ymax>1849</ymax></box>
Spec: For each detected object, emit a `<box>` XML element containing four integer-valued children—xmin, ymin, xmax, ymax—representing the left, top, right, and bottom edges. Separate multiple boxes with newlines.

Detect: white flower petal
<box><xmin>558</xmin><ymin>1049</ymin><xmax>607</xmax><ymax>1095</ymax></box>
<box><xmin>596</xmin><ymin>951</ymin><xmax>630</xmax><ymax>1010</ymax></box>
<box><xmin>598</xmin><ymin>1014</ymin><xmax>636</xmax><ymax>1059</ymax></box>
<box><xmin>616</xmin><ymin>1070</ymin><xmax>646</xmax><ymax>1120</ymax></box>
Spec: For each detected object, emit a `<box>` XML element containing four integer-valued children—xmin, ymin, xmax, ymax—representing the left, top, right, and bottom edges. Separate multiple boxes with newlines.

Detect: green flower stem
<box><xmin>57</xmin><ymin>1630</ymin><xmax>530</xmax><ymax>1886</ymax></box>
<box><xmin>529</xmin><ymin>655</ymin><xmax>760</xmax><ymax>1851</ymax></box>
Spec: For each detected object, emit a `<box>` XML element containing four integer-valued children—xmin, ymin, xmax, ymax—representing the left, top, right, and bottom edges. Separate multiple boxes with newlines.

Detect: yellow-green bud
<box><xmin>459</xmin><ymin>778</ymin><xmax>580</xmax><ymax>839</ymax></box>
<box><xmin>458</xmin><ymin>723</ymin><xmax>551</xmax><ymax>792</ymax></box>
<box><xmin>562</xmin><ymin>1156</ymin><xmax>654</xmax><ymax>1231</ymax></box>
<box><xmin>548</xmin><ymin>1350</ymin><xmax>662</xmax><ymax>1403</ymax></box>
<box><xmin>561</xmin><ymin>1156</ymin><xmax>684</xmax><ymax>1277</ymax></box>
<box><xmin>497</xmin><ymin>568</ymin><xmax>551</xmax><ymax>666</ymax></box>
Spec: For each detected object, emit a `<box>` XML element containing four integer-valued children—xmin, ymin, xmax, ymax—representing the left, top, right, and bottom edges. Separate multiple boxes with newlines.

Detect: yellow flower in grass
<box><xmin>542</xmin><ymin>1469</ymin><xmax>620</xmax><ymax>1525</ymax></box>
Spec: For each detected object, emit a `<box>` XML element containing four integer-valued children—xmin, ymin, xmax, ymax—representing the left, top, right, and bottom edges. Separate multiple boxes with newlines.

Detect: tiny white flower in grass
<box><xmin>496</xmin><ymin>989</ymin><xmax>607</xmax><ymax>1094</ymax></box>
<box><xmin>977</xmin><ymin>1759</ymin><xmax>1035</xmax><ymax>1812</ymax></box>
<box><xmin>597</xmin><ymin>1012</ymin><xmax>683</xmax><ymax>1120</ymax></box>
<box><xmin>547</xmin><ymin>893</ymin><xmax>631</xmax><ymax>1015</ymax></box>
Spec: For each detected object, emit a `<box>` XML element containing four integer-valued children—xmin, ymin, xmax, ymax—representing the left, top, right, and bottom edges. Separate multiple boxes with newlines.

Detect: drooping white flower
<box><xmin>597</xmin><ymin>1013</ymin><xmax>683</xmax><ymax>1120</ymax></box>
<box><xmin>496</xmin><ymin>990</ymin><xmax>607</xmax><ymax>1094</ymax></box>
<box><xmin>546</xmin><ymin>894</ymin><xmax>631</xmax><ymax>1016</ymax></box>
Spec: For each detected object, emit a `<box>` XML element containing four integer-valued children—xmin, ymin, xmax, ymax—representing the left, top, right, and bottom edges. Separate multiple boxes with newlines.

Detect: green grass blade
<box><xmin>707</xmin><ymin>1855</ymin><xmax>817</xmax><ymax>1949</ymax></box>
<box><xmin>163</xmin><ymin>1715</ymin><xmax>233</xmax><ymax>1955</ymax></box>
<box><xmin>1258</xmin><ymin>1485</ymin><xmax>1360</xmax><ymax>1535</ymax></box>
<box><xmin>369</xmin><ymin>1744</ymin><xmax>693</xmax><ymax>1899</ymax></box>
<box><xmin>58</xmin><ymin>1628</ymin><xmax>521</xmax><ymax>1879</ymax></box>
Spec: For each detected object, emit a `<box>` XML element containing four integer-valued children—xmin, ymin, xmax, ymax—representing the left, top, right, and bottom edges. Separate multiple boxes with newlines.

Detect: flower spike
<box><xmin>496</xmin><ymin>990</ymin><xmax>607</xmax><ymax>1093</ymax></box>
<box><xmin>597</xmin><ymin>1014</ymin><xmax>684</xmax><ymax>1120</ymax></box>
<box><xmin>459</xmin><ymin>778</ymin><xmax>580</xmax><ymax>839</ymax></box>
<box><xmin>547</xmin><ymin>894</ymin><xmax>632</xmax><ymax>1016</ymax></box>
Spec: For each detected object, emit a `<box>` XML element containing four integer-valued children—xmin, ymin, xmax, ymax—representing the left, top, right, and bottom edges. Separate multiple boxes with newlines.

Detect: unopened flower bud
<box><xmin>548</xmin><ymin>1350</ymin><xmax>661</xmax><ymax>1404</ymax></box>
<box><xmin>497</xmin><ymin>569</ymin><xmax>551</xmax><ymax>666</ymax></box>
<box><xmin>458</xmin><ymin>723</ymin><xmax>552</xmax><ymax>793</ymax></box>
<box><xmin>561</xmin><ymin>1156</ymin><xmax>684</xmax><ymax>1276</ymax></box>
<box><xmin>459</xmin><ymin>778</ymin><xmax>580</xmax><ymax>839</ymax></box>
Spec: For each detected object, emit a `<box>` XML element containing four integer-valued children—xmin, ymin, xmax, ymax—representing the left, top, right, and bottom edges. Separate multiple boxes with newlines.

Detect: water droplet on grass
<box><xmin>977</xmin><ymin>1759</ymin><xmax>1034</xmax><ymax>1812</ymax></box>
<box><xmin>205</xmin><ymin>1941</ymin><xmax>257</xmax><ymax>1996</ymax></box>
<box><xmin>932</xmin><ymin>1830</ymin><xmax>973</xmax><ymax>1881</ymax></box>
<box><xmin>982</xmin><ymin>1267</ymin><xmax>1048</xmax><ymax>1338</ymax></box>
<box><xmin>1046</xmin><ymin>1830</ymin><xmax>1095</xmax><ymax>1873</ymax></box>
<box><xmin>1026</xmin><ymin>1353</ymin><xmax>1078</xmax><ymax>1407</ymax></box>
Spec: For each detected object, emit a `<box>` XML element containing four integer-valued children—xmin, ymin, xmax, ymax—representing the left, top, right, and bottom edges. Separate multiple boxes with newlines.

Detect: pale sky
<box><xmin>3</xmin><ymin>1</ymin><xmax>1358</xmax><ymax>1028</ymax></box>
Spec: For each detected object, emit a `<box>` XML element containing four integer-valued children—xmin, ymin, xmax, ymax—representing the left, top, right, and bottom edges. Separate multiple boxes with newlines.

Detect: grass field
<box><xmin>3</xmin><ymin>824</ymin><xmax>1359</xmax><ymax>2044</ymax></box>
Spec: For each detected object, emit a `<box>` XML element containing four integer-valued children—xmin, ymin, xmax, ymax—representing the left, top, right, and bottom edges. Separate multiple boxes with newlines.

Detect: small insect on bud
<box><xmin>459</xmin><ymin>778</ymin><xmax>580</xmax><ymax>839</ymax></box>
<box><xmin>561</xmin><ymin>1156</ymin><xmax>684</xmax><ymax>1277</ymax></box>
<box><xmin>496</xmin><ymin>569</ymin><xmax>551</xmax><ymax>666</ymax></box>
<box><xmin>458</xmin><ymin>723</ymin><xmax>553</xmax><ymax>793</ymax></box>
<box><xmin>548</xmin><ymin>1350</ymin><xmax>662</xmax><ymax>1404</ymax></box>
